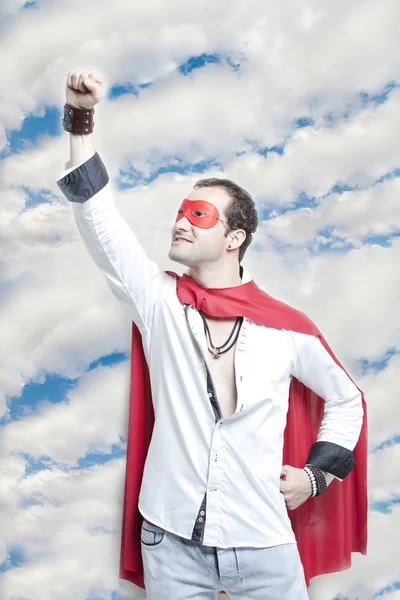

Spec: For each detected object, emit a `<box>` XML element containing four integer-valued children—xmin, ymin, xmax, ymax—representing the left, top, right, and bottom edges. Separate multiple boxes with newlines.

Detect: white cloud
<box><xmin>383</xmin><ymin>592</ymin><xmax>400</xmax><ymax>600</ymax></box>
<box><xmin>0</xmin><ymin>229</ymin><xmax>132</xmax><ymax>414</ymax></box>
<box><xmin>246</xmin><ymin>238</ymin><xmax>400</xmax><ymax>369</ymax></box>
<box><xmin>0</xmin><ymin>458</ymin><xmax>127</xmax><ymax>600</ymax></box>
<box><xmin>227</xmin><ymin>86</ymin><xmax>400</xmax><ymax>205</ymax></box>
<box><xmin>0</xmin><ymin>452</ymin><xmax>26</xmax><ymax>564</ymax></box>
<box><xmin>308</xmin><ymin>506</ymin><xmax>400</xmax><ymax>600</ymax></box>
<box><xmin>263</xmin><ymin>176</ymin><xmax>400</xmax><ymax>247</ymax></box>
<box><xmin>1</xmin><ymin>361</ymin><xmax>130</xmax><ymax>463</ymax></box>
<box><xmin>368</xmin><ymin>442</ymin><xmax>400</xmax><ymax>503</ymax></box>
<box><xmin>0</xmin><ymin>362</ymin><xmax>136</xmax><ymax>597</ymax></box>
<box><xmin>0</xmin><ymin>0</ymin><xmax>399</xmax><ymax>157</ymax></box>
<box><xmin>360</xmin><ymin>352</ymin><xmax>400</xmax><ymax>451</ymax></box>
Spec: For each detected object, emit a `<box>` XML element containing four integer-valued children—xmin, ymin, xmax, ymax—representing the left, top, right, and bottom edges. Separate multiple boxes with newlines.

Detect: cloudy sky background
<box><xmin>0</xmin><ymin>0</ymin><xmax>399</xmax><ymax>598</ymax></box>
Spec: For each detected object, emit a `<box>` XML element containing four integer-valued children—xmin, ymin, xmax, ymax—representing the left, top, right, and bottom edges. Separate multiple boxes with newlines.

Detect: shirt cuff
<box><xmin>56</xmin><ymin>152</ymin><xmax>109</xmax><ymax>203</ymax></box>
<box><xmin>306</xmin><ymin>440</ymin><xmax>356</xmax><ymax>480</ymax></box>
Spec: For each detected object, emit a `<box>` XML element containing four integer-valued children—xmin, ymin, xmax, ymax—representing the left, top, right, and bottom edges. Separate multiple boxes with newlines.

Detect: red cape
<box><xmin>119</xmin><ymin>272</ymin><xmax>368</xmax><ymax>592</ymax></box>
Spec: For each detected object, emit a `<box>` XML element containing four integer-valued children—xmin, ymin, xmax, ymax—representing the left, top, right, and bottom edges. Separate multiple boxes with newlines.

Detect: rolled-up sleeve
<box><xmin>290</xmin><ymin>331</ymin><xmax>364</xmax><ymax>481</ymax></box>
<box><xmin>56</xmin><ymin>152</ymin><xmax>168</xmax><ymax>334</ymax></box>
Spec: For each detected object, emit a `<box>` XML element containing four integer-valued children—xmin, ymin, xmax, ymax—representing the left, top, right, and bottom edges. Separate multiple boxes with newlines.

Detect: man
<box><xmin>56</xmin><ymin>69</ymin><xmax>367</xmax><ymax>600</ymax></box>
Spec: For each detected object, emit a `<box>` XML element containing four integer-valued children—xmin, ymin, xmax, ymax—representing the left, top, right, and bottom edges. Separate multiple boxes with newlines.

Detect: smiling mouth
<box><xmin>173</xmin><ymin>238</ymin><xmax>192</xmax><ymax>243</ymax></box>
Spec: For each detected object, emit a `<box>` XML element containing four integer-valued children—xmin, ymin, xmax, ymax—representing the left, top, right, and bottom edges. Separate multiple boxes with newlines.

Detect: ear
<box><xmin>227</xmin><ymin>229</ymin><xmax>246</xmax><ymax>250</ymax></box>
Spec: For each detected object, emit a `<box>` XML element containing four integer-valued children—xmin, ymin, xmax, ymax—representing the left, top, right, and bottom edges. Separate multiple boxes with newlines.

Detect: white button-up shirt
<box><xmin>57</xmin><ymin>157</ymin><xmax>363</xmax><ymax>549</ymax></box>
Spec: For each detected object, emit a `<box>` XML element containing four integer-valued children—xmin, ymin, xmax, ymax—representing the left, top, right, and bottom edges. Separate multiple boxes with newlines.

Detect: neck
<box><xmin>187</xmin><ymin>263</ymin><xmax>243</xmax><ymax>289</ymax></box>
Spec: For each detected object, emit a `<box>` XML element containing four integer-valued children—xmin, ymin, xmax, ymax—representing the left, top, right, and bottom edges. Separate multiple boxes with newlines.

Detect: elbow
<box><xmin>350</xmin><ymin>390</ymin><xmax>365</xmax><ymax>450</ymax></box>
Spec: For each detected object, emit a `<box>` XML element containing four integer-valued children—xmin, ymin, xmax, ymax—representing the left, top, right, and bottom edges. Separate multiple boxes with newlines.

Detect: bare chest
<box><xmin>202</xmin><ymin>315</ymin><xmax>241</xmax><ymax>418</ymax></box>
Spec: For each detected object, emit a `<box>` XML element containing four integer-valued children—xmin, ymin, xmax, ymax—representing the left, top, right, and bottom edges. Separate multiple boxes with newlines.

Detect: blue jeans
<box><xmin>140</xmin><ymin>518</ymin><xmax>309</xmax><ymax>599</ymax></box>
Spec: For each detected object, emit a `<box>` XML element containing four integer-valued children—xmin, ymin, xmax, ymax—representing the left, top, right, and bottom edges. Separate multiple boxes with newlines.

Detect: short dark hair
<box><xmin>193</xmin><ymin>177</ymin><xmax>258</xmax><ymax>263</ymax></box>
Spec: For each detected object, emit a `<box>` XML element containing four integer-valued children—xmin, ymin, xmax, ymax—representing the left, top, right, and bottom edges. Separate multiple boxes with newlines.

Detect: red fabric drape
<box><xmin>119</xmin><ymin>272</ymin><xmax>367</xmax><ymax>591</ymax></box>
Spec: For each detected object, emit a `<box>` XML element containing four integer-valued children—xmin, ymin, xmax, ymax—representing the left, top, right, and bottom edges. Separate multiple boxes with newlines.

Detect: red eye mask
<box><xmin>175</xmin><ymin>199</ymin><xmax>220</xmax><ymax>229</ymax></box>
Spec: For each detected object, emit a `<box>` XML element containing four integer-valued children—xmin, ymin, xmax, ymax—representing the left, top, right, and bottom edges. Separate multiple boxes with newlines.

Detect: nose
<box><xmin>175</xmin><ymin>215</ymin><xmax>192</xmax><ymax>231</ymax></box>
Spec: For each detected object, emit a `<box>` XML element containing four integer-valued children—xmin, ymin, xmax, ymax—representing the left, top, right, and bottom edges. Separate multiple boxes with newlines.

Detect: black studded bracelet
<box><xmin>63</xmin><ymin>103</ymin><xmax>94</xmax><ymax>135</ymax></box>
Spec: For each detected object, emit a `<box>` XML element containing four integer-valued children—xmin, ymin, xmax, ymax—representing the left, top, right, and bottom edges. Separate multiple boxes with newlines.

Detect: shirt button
<box><xmin>208</xmin><ymin>392</ymin><xmax>213</xmax><ymax>397</ymax></box>
<box><xmin>198</xmin><ymin>517</ymin><xmax>204</xmax><ymax>522</ymax></box>
<box><xmin>200</xmin><ymin>511</ymin><xmax>205</xmax><ymax>516</ymax></box>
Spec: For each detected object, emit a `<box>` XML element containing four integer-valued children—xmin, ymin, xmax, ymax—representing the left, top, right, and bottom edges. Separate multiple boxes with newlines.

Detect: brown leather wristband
<box><xmin>63</xmin><ymin>103</ymin><xmax>94</xmax><ymax>135</ymax></box>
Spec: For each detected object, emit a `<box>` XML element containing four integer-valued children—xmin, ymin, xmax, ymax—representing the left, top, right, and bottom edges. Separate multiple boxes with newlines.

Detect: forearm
<box><xmin>67</xmin><ymin>131</ymin><xmax>96</xmax><ymax>169</ymax></box>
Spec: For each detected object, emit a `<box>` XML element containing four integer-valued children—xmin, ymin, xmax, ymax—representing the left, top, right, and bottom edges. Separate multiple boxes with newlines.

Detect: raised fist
<box><xmin>65</xmin><ymin>69</ymin><xmax>106</xmax><ymax>110</ymax></box>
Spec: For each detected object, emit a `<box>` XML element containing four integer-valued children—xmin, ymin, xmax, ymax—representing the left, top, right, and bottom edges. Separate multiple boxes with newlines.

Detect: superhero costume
<box><xmin>55</xmin><ymin>152</ymin><xmax>367</xmax><ymax>594</ymax></box>
<box><xmin>119</xmin><ymin>272</ymin><xmax>368</xmax><ymax>593</ymax></box>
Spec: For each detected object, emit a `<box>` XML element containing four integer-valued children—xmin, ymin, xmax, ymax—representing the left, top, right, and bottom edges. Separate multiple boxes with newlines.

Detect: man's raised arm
<box><xmin>56</xmin><ymin>69</ymin><xmax>168</xmax><ymax>334</ymax></box>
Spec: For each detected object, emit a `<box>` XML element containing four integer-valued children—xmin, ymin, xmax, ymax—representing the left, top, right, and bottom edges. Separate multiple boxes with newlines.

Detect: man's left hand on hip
<box><xmin>279</xmin><ymin>464</ymin><xmax>313</xmax><ymax>510</ymax></box>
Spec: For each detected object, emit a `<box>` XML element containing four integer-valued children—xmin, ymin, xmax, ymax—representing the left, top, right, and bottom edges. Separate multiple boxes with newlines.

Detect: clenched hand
<box><xmin>280</xmin><ymin>464</ymin><xmax>313</xmax><ymax>510</ymax></box>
